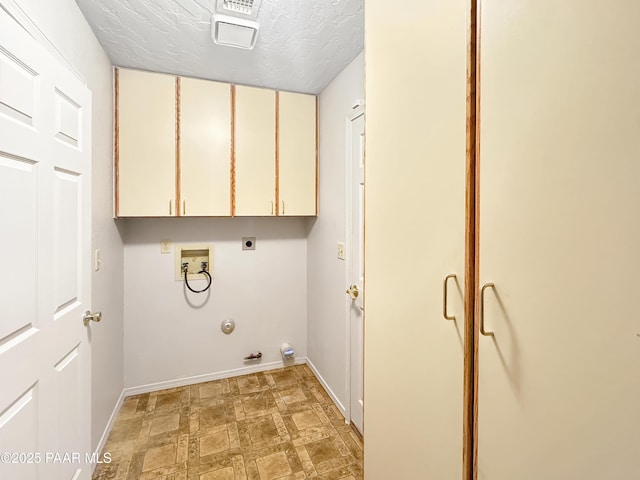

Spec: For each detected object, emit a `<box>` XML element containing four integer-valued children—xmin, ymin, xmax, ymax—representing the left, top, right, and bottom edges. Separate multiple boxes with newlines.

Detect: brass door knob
<box><xmin>346</xmin><ymin>284</ymin><xmax>360</xmax><ymax>300</ymax></box>
<box><xmin>83</xmin><ymin>310</ymin><xmax>102</xmax><ymax>327</ymax></box>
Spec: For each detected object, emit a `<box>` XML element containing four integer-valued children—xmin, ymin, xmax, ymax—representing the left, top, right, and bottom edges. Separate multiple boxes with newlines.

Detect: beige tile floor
<box><xmin>92</xmin><ymin>365</ymin><xmax>363</xmax><ymax>480</ymax></box>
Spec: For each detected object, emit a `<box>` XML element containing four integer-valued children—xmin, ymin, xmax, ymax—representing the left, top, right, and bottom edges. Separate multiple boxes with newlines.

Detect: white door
<box><xmin>347</xmin><ymin>107</ymin><xmax>365</xmax><ymax>434</ymax></box>
<box><xmin>0</xmin><ymin>9</ymin><xmax>92</xmax><ymax>480</ymax></box>
<box><xmin>477</xmin><ymin>1</ymin><xmax>640</xmax><ymax>478</ymax></box>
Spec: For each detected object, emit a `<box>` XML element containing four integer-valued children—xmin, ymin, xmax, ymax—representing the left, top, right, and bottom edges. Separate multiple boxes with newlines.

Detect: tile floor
<box><xmin>92</xmin><ymin>365</ymin><xmax>363</xmax><ymax>480</ymax></box>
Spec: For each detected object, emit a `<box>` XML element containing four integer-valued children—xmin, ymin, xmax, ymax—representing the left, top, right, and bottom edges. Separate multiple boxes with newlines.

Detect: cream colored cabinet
<box><xmin>117</xmin><ymin>68</ymin><xmax>176</xmax><ymax>217</ymax></box>
<box><xmin>476</xmin><ymin>2</ymin><xmax>640</xmax><ymax>478</ymax></box>
<box><xmin>179</xmin><ymin>77</ymin><xmax>231</xmax><ymax>216</ymax></box>
<box><xmin>278</xmin><ymin>91</ymin><xmax>317</xmax><ymax>216</ymax></box>
<box><xmin>364</xmin><ymin>0</ymin><xmax>468</xmax><ymax>478</ymax></box>
<box><xmin>366</xmin><ymin>1</ymin><xmax>640</xmax><ymax>479</ymax></box>
<box><xmin>234</xmin><ymin>85</ymin><xmax>276</xmax><ymax>216</ymax></box>
<box><xmin>117</xmin><ymin>70</ymin><xmax>316</xmax><ymax>218</ymax></box>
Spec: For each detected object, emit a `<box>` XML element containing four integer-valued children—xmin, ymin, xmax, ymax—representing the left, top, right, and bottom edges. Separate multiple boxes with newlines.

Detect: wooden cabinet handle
<box><xmin>169</xmin><ymin>200</ymin><xmax>172</xmax><ymax>216</ymax></box>
<box><xmin>281</xmin><ymin>201</ymin><xmax>285</xmax><ymax>215</ymax></box>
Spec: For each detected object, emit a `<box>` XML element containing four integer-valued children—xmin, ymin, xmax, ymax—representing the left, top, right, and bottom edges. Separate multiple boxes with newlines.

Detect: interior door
<box><xmin>0</xmin><ymin>9</ymin><xmax>92</xmax><ymax>479</ymax></box>
<box><xmin>363</xmin><ymin>0</ymin><xmax>467</xmax><ymax>477</ymax></box>
<box><xmin>477</xmin><ymin>2</ymin><xmax>640</xmax><ymax>478</ymax></box>
<box><xmin>348</xmin><ymin>108</ymin><xmax>365</xmax><ymax>434</ymax></box>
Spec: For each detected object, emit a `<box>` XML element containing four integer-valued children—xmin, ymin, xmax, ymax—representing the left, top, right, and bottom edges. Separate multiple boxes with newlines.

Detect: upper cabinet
<box><xmin>234</xmin><ymin>85</ymin><xmax>276</xmax><ymax>216</ymax></box>
<box><xmin>115</xmin><ymin>68</ymin><xmax>317</xmax><ymax>218</ymax></box>
<box><xmin>179</xmin><ymin>77</ymin><xmax>231</xmax><ymax>216</ymax></box>
<box><xmin>116</xmin><ymin>69</ymin><xmax>176</xmax><ymax>217</ymax></box>
<box><xmin>278</xmin><ymin>92</ymin><xmax>317</xmax><ymax>216</ymax></box>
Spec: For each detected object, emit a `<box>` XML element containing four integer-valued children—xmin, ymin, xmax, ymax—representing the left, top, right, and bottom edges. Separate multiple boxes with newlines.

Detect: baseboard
<box><xmin>305</xmin><ymin>358</ymin><xmax>346</xmax><ymax>417</ymax></box>
<box><xmin>123</xmin><ymin>358</ymin><xmax>308</xmax><ymax>397</ymax></box>
<box><xmin>91</xmin><ymin>388</ymin><xmax>125</xmax><ymax>473</ymax></box>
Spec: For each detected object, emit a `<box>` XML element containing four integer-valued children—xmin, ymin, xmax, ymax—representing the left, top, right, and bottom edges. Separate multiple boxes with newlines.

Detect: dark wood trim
<box><xmin>175</xmin><ymin>77</ymin><xmax>181</xmax><ymax>216</ymax></box>
<box><xmin>275</xmin><ymin>91</ymin><xmax>280</xmax><ymax>216</ymax></box>
<box><xmin>463</xmin><ymin>1</ymin><xmax>480</xmax><ymax>479</ymax></box>
<box><xmin>230</xmin><ymin>84</ymin><xmax>236</xmax><ymax>216</ymax></box>
<box><xmin>114</xmin><ymin>67</ymin><xmax>120</xmax><ymax>218</ymax></box>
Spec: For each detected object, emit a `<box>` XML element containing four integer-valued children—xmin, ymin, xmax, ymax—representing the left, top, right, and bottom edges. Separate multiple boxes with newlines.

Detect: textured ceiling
<box><xmin>75</xmin><ymin>0</ymin><xmax>363</xmax><ymax>94</ymax></box>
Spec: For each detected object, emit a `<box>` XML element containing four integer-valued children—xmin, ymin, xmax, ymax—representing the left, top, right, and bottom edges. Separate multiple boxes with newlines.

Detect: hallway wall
<box><xmin>123</xmin><ymin>218</ymin><xmax>307</xmax><ymax>389</ymax></box>
<box><xmin>12</xmin><ymin>0</ymin><xmax>125</xmax><ymax>452</ymax></box>
<box><xmin>307</xmin><ymin>52</ymin><xmax>364</xmax><ymax>414</ymax></box>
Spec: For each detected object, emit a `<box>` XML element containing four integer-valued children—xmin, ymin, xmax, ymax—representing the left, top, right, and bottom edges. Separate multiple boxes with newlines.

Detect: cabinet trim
<box><xmin>231</xmin><ymin>85</ymin><xmax>236</xmax><ymax>216</ymax></box>
<box><xmin>275</xmin><ymin>91</ymin><xmax>280</xmax><ymax>215</ymax></box>
<box><xmin>175</xmin><ymin>77</ymin><xmax>181</xmax><ymax>217</ymax></box>
<box><xmin>463</xmin><ymin>1</ymin><xmax>480</xmax><ymax>479</ymax></box>
<box><xmin>315</xmin><ymin>95</ymin><xmax>319</xmax><ymax>215</ymax></box>
<box><xmin>114</xmin><ymin>67</ymin><xmax>120</xmax><ymax>217</ymax></box>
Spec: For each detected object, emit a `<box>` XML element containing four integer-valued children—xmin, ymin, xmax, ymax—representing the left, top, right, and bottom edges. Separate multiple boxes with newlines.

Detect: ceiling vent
<box><xmin>211</xmin><ymin>14</ymin><xmax>259</xmax><ymax>50</ymax></box>
<box><xmin>212</xmin><ymin>0</ymin><xmax>262</xmax><ymax>50</ymax></box>
<box><xmin>215</xmin><ymin>0</ymin><xmax>262</xmax><ymax>19</ymax></box>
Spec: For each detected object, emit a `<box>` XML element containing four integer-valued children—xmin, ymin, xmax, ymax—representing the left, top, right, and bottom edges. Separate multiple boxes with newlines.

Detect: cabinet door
<box><xmin>117</xmin><ymin>68</ymin><xmax>176</xmax><ymax>216</ymax></box>
<box><xmin>234</xmin><ymin>85</ymin><xmax>275</xmax><ymax>216</ymax></box>
<box><xmin>278</xmin><ymin>91</ymin><xmax>316</xmax><ymax>216</ymax></box>
<box><xmin>363</xmin><ymin>0</ymin><xmax>467</xmax><ymax>478</ymax></box>
<box><xmin>477</xmin><ymin>2</ymin><xmax>640</xmax><ymax>478</ymax></box>
<box><xmin>180</xmin><ymin>77</ymin><xmax>231</xmax><ymax>216</ymax></box>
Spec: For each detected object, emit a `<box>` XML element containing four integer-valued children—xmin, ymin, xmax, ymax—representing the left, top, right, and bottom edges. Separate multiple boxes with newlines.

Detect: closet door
<box><xmin>234</xmin><ymin>85</ymin><xmax>276</xmax><ymax>216</ymax></box>
<box><xmin>363</xmin><ymin>0</ymin><xmax>468</xmax><ymax>478</ymax></box>
<box><xmin>278</xmin><ymin>91</ymin><xmax>317</xmax><ymax>216</ymax></box>
<box><xmin>477</xmin><ymin>2</ymin><xmax>640</xmax><ymax>478</ymax></box>
<box><xmin>117</xmin><ymin>68</ymin><xmax>176</xmax><ymax>216</ymax></box>
<box><xmin>180</xmin><ymin>77</ymin><xmax>231</xmax><ymax>216</ymax></box>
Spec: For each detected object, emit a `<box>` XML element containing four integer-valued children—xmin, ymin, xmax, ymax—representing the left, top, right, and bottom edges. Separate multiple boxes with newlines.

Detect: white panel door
<box><xmin>234</xmin><ymin>85</ymin><xmax>275</xmax><ymax>216</ymax></box>
<box><xmin>180</xmin><ymin>77</ymin><xmax>231</xmax><ymax>216</ymax></box>
<box><xmin>348</xmin><ymin>109</ymin><xmax>365</xmax><ymax>434</ymax></box>
<box><xmin>364</xmin><ymin>0</ymin><xmax>467</xmax><ymax>477</ymax></box>
<box><xmin>278</xmin><ymin>91</ymin><xmax>316</xmax><ymax>216</ymax></box>
<box><xmin>0</xmin><ymin>9</ymin><xmax>92</xmax><ymax>480</ymax></box>
<box><xmin>477</xmin><ymin>1</ymin><xmax>640</xmax><ymax>478</ymax></box>
<box><xmin>117</xmin><ymin>68</ymin><xmax>175</xmax><ymax>217</ymax></box>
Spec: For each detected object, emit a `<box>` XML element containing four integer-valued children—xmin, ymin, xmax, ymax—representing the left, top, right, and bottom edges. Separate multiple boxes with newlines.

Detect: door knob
<box><xmin>346</xmin><ymin>284</ymin><xmax>360</xmax><ymax>300</ymax></box>
<box><xmin>83</xmin><ymin>310</ymin><xmax>102</xmax><ymax>327</ymax></box>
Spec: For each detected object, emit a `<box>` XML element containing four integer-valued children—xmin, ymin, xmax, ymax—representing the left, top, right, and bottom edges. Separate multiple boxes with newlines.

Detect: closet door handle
<box><xmin>443</xmin><ymin>273</ymin><xmax>456</xmax><ymax>320</ymax></box>
<box><xmin>480</xmin><ymin>282</ymin><xmax>495</xmax><ymax>336</ymax></box>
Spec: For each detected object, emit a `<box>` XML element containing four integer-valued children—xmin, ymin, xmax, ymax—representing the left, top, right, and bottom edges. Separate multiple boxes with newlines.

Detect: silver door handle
<box><xmin>83</xmin><ymin>310</ymin><xmax>102</xmax><ymax>327</ymax></box>
<box><xmin>443</xmin><ymin>273</ymin><xmax>456</xmax><ymax>320</ymax></box>
<box><xmin>480</xmin><ymin>283</ymin><xmax>495</xmax><ymax>336</ymax></box>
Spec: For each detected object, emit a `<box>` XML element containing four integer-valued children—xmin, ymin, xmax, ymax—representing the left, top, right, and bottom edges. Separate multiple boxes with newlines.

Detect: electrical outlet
<box><xmin>337</xmin><ymin>242</ymin><xmax>345</xmax><ymax>260</ymax></box>
<box><xmin>161</xmin><ymin>239</ymin><xmax>171</xmax><ymax>254</ymax></box>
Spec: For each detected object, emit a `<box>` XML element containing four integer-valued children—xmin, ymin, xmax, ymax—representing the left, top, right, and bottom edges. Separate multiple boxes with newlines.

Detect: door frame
<box><xmin>344</xmin><ymin>102</ymin><xmax>365</xmax><ymax>428</ymax></box>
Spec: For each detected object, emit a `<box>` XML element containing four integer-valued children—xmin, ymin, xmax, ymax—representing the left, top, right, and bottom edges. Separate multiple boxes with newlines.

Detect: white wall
<box><xmin>123</xmin><ymin>218</ymin><xmax>307</xmax><ymax>389</ymax></box>
<box><xmin>307</xmin><ymin>52</ymin><xmax>364</xmax><ymax>413</ymax></box>
<box><xmin>12</xmin><ymin>0</ymin><xmax>125</xmax><ymax>452</ymax></box>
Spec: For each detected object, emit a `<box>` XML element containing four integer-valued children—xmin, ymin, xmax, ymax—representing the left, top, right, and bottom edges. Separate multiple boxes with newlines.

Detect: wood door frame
<box><xmin>463</xmin><ymin>0</ymin><xmax>480</xmax><ymax>479</ymax></box>
<box><xmin>344</xmin><ymin>102</ymin><xmax>365</xmax><ymax>429</ymax></box>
